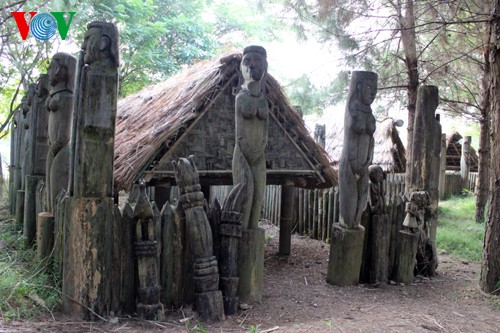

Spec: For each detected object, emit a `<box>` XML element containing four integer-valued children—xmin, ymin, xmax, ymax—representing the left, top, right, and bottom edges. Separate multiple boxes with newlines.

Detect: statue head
<box><xmin>368</xmin><ymin>165</ymin><xmax>384</xmax><ymax>183</ymax></box>
<box><xmin>348</xmin><ymin>71</ymin><xmax>378</xmax><ymax>107</ymax></box>
<box><xmin>36</xmin><ymin>74</ymin><xmax>49</xmax><ymax>98</ymax></box>
<box><xmin>241</xmin><ymin>45</ymin><xmax>267</xmax><ymax>83</ymax></box>
<box><xmin>26</xmin><ymin>84</ymin><xmax>36</xmax><ymax>108</ymax></box>
<box><xmin>82</xmin><ymin>21</ymin><xmax>119</xmax><ymax>68</ymax></box>
<box><xmin>172</xmin><ymin>156</ymin><xmax>200</xmax><ymax>191</ymax></box>
<box><xmin>48</xmin><ymin>52</ymin><xmax>77</xmax><ymax>92</ymax></box>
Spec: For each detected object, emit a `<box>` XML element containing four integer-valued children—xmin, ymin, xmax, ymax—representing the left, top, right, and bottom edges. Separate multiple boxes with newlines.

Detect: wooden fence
<box><xmin>210</xmin><ymin>171</ymin><xmax>477</xmax><ymax>243</ymax></box>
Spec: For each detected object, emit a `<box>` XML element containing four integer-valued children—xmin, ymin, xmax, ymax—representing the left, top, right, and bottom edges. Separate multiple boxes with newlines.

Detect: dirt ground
<box><xmin>1</xmin><ymin>221</ymin><xmax>499</xmax><ymax>333</ymax></box>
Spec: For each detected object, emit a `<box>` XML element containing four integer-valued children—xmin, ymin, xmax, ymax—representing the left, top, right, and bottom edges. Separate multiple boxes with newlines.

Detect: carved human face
<box><xmin>241</xmin><ymin>51</ymin><xmax>266</xmax><ymax>82</ymax></box>
<box><xmin>48</xmin><ymin>58</ymin><xmax>67</xmax><ymax>87</ymax></box>
<box><xmin>359</xmin><ymin>79</ymin><xmax>377</xmax><ymax>105</ymax></box>
<box><xmin>82</xmin><ymin>27</ymin><xmax>103</xmax><ymax>65</ymax></box>
<box><xmin>36</xmin><ymin>76</ymin><xmax>48</xmax><ymax>98</ymax></box>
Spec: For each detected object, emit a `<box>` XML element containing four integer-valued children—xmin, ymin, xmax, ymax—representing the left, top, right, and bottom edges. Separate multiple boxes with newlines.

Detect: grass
<box><xmin>0</xmin><ymin>215</ymin><xmax>61</xmax><ymax>321</ymax></box>
<box><xmin>437</xmin><ymin>194</ymin><xmax>484</xmax><ymax>262</ymax></box>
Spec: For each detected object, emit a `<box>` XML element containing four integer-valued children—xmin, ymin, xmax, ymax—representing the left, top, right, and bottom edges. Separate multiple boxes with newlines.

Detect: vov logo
<box><xmin>11</xmin><ymin>12</ymin><xmax>76</xmax><ymax>41</ymax></box>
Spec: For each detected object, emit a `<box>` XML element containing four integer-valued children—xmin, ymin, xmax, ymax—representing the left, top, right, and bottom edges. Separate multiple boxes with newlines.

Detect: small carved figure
<box><xmin>368</xmin><ymin>165</ymin><xmax>385</xmax><ymax>216</ymax></box>
<box><xmin>233</xmin><ymin>45</ymin><xmax>269</xmax><ymax>230</ymax></box>
<box><xmin>339</xmin><ymin>71</ymin><xmax>377</xmax><ymax>229</ymax></box>
<box><xmin>403</xmin><ymin>191</ymin><xmax>430</xmax><ymax>230</ymax></box>
<box><xmin>173</xmin><ymin>156</ymin><xmax>224</xmax><ymax>321</ymax></box>
<box><xmin>46</xmin><ymin>52</ymin><xmax>76</xmax><ymax>211</ymax></box>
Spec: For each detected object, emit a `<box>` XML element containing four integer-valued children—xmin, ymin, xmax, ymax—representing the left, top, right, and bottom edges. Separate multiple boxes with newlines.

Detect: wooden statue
<box><xmin>339</xmin><ymin>71</ymin><xmax>377</xmax><ymax>229</ymax></box>
<box><xmin>21</xmin><ymin>84</ymin><xmax>36</xmax><ymax>190</ymax></box>
<box><xmin>173</xmin><ymin>156</ymin><xmax>224</xmax><ymax>321</ymax></box>
<box><xmin>368</xmin><ymin>165</ymin><xmax>385</xmax><ymax>216</ymax></box>
<box><xmin>71</xmin><ymin>21</ymin><xmax>119</xmax><ymax>198</ymax></box>
<box><xmin>134</xmin><ymin>182</ymin><xmax>162</xmax><ymax>320</ymax></box>
<box><xmin>233</xmin><ymin>45</ymin><xmax>268</xmax><ymax>230</ymax></box>
<box><xmin>327</xmin><ymin>71</ymin><xmax>377</xmax><ymax>286</ymax></box>
<box><xmin>31</xmin><ymin>74</ymin><xmax>50</xmax><ymax>176</ymax></box>
<box><xmin>46</xmin><ymin>52</ymin><xmax>76</xmax><ymax>211</ymax></box>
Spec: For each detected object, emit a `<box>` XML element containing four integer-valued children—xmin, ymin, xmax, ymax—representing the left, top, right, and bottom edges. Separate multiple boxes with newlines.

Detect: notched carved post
<box><xmin>173</xmin><ymin>156</ymin><xmax>224</xmax><ymax>322</ymax></box>
<box><xmin>219</xmin><ymin>184</ymin><xmax>245</xmax><ymax>315</ymax></box>
<box><xmin>134</xmin><ymin>182</ymin><xmax>162</xmax><ymax>320</ymax></box>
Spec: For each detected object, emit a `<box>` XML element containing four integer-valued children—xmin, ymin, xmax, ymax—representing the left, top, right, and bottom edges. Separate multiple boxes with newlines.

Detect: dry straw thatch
<box><xmin>324</xmin><ymin>117</ymin><xmax>406</xmax><ymax>173</ymax></box>
<box><xmin>114</xmin><ymin>53</ymin><xmax>337</xmax><ymax>192</ymax></box>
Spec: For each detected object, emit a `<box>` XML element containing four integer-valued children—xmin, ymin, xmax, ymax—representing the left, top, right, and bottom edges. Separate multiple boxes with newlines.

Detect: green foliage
<box><xmin>0</xmin><ymin>220</ymin><xmax>61</xmax><ymax>321</ymax></box>
<box><xmin>248</xmin><ymin>324</ymin><xmax>261</xmax><ymax>333</ymax></box>
<box><xmin>437</xmin><ymin>194</ymin><xmax>484</xmax><ymax>262</ymax></box>
<box><xmin>185</xmin><ymin>318</ymin><xmax>209</xmax><ymax>333</ymax></box>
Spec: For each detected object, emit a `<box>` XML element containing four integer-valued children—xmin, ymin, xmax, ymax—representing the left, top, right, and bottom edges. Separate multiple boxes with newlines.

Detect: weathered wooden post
<box><xmin>134</xmin><ymin>182</ymin><xmax>162</xmax><ymax>319</ymax></box>
<box><xmin>365</xmin><ymin>165</ymin><xmax>389</xmax><ymax>284</ymax></box>
<box><xmin>233</xmin><ymin>45</ymin><xmax>268</xmax><ymax>302</ymax></box>
<box><xmin>62</xmin><ymin>21</ymin><xmax>119</xmax><ymax>319</ymax></box>
<box><xmin>438</xmin><ymin>134</ymin><xmax>447</xmax><ymax>200</ymax></box>
<box><xmin>173</xmin><ymin>156</ymin><xmax>224</xmax><ymax>321</ymax></box>
<box><xmin>327</xmin><ymin>71</ymin><xmax>377</xmax><ymax>286</ymax></box>
<box><xmin>406</xmin><ymin>85</ymin><xmax>441</xmax><ymax>277</ymax></box>
<box><xmin>395</xmin><ymin>191</ymin><xmax>429</xmax><ymax>284</ymax></box>
<box><xmin>460</xmin><ymin>135</ymin><xmax>471</xmax><ymax>188</ymax></box>
<box><xmin>15</xmin><ymin>85</ymin><xmax>36</xmax><ymax>226</ymax></box>
<box><xmin>9</xmin><ymin>109</ymin><xmax>20</xmax><ymax>215</ymax></box>
<box><xmin>37</xmin><ymin>53</ymin><xmax>77</xmax><ymax>262</ymax></box>
<box><xmin>219</xmin><ymin>184</ymin><xmax>244</xmax><ymax>315</ymax></box>
<box><xmin>24</xmin><ymin>74</ymin><xmax>49</xmax><ymax>247</ymax></box>
<box><xmin>279</xmin><ymin>181</ymin><xmax>294</xmax><ymax>256</ymax></box>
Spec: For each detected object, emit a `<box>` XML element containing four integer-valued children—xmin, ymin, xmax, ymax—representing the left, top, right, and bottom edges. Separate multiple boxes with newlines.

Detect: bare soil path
<box><xmin>2</xmin><ymin>222</ymin><xmax>499</xmax><ymax>333</ymax></box>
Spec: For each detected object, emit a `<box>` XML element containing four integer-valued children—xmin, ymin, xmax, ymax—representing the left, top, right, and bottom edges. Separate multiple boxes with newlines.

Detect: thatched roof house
<box><xmin>323</xmin><ymin>117</ymin><xmax>406</xmax><ymax>173</ymax></box>
<box><xmin>114</xmin><ymin>53</ymin><xmax>337</xmax><ymax>192</ymax></box>
<box><xmin>445</xmin><ymin>132</ymin><xmax>479</xmax><ymax>172</ymax></box>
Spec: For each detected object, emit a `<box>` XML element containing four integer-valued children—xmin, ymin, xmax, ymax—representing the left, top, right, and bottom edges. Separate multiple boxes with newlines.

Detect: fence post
<box><xmin>460</xmin><ymin>136</ymin><xmax>471</xmax><ymax>189</ymax></box>
<box><xmin>439</xmin><ymin>134</ymin><xmax>447</xmax><ymax>200</ymax></box>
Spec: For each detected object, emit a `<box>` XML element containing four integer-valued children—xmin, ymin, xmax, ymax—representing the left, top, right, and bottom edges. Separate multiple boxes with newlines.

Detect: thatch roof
<box><xmin>114</xmin><ymin>53</ymin><xmax>337</xmax><ymax>192</ymax></box>
<box><xmin>445</xmin><ymin>131</ymin><xmax>478</xmax><ymax>172</ymax></box>
<box><xmin>323</xmin><ymin>117</ymin><xmax>406</xmax><ymax>173</ymax></box>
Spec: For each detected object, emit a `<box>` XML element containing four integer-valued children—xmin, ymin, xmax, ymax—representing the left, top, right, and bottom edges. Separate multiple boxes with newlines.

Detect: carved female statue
<box><xmin>21</xmin><ymin>84</ymin><xmax>36</xmax><ymax>190</ymax></box>
<box><xmin>232</xmin><ymin>45</ymin><xmax>269</xmax><ymax>230</ymax></box>
<box><xmin>368</xmin><ymin>164</ymin><xmax>385</xmax><ymax>216</ymax></box>
<box><xmin>339</xmin><ymin>71</ymin><xmax>377</xmax><ymax>229</ymax></box>
<box><xmin>46</xmin><ymin>52</ymin><xmax>77</xmax><ymax>211</ymax></box>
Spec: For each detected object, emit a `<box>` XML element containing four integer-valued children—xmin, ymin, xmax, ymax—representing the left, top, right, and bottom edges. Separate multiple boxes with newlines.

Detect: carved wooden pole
<box><xmin>219</xmin><ymin>184</ymin><xmax>245</xmax><ymax>315</ymax></box>
<box><xmin>134</xmin><ymin>183</ymin><xmax>162</xmax><ymax>319</ymax></box>
<box><xmin>327</xmin><ymin>71</ymin><xmax>377</xmax><ymax>286</ymax></box>
<box><xmin>460</xmin><ymin>136</ymin><xmax>471</xmax><ymax>188</ymax></box>
<box><xmin>173</xmin><ymin>156</ymin><xmax>224</xmax><ymax>321</ymax></box>
<box><xmin>406</xmin><ymin>85</ymin><xmax>441</xmax><ymax>277</ymax></box>
<box><xmin>24</xmin><ymin>74</ymin><xmax>49</xmax><ymax>247</ymax></box>
<box><xmin>62</xmin><ymin>22</ymin><xmax>119</xmax><ymax>319</ymax></box>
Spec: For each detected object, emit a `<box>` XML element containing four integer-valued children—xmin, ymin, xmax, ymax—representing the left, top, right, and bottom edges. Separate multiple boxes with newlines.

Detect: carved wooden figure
<box><xmin>173</xmin><ymin>156</ymin><xmax>224</xmax><ymax>321</ymax></box>
<box><xmin>134</xmin><ymin>182</ymin><xmax>162</xmax><ymax>320</ymax></box>
<box><xmin>46</xmin><ymin>52</ymin><xmax>76</xmax><ymax>211</ymax></box>
<box><xmin>71</xmin><ymin>21</ymin><xmax>119</xmax><ymax>198</ymax></box>
<box><xmin>219</xmin><ymin>183</ymin><xmax>245</xmax><ymax>315</ymax></box>
<box><xmin>21</xmin><ymin>84</ymin><xmax>36</xmax><ymax>190</ymax></box>
<box><xmin>233</xmin><ymin>45</ymin><xmax>268</xmax><ymax>230</ymax></box>
<box><xmin>339</xmin><ymin>71</ymin><xmax>377</xmax><ymax>229</ymax></box>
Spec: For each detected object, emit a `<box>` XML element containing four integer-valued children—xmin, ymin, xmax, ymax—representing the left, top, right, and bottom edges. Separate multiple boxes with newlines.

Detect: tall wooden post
<box><xmin>406</xmin><ymin>85</ymin><xmax>441</xmax><ymax>277</ymax></box>
<box><xmin>460</xmin><ymin>136</ymin><xmax>471</xmax><ymax>188</ymax></box>
<box><xmin>438</xmin><ymin>134</ymin><xmax>447</xmax><ymax>200</ymax></box>
<box><xmin>279</xmin><ymin>181</ymin><xmax>294</xmax><ymax>256</ymax></box>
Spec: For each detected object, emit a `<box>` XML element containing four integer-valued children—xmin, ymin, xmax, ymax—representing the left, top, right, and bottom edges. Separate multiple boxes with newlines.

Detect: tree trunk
<box><xmin>480</xmin><ymin>1</ymin><xmax>500</xmax><ymax>294</ymax></box>
<box><xmin>476</xmin><ymin>33</ymin><xmax>492</xmax><ymax>224</ymax></box>
<box><xmin>394</xmin><ymin>0</ymin><xmax>419</xmax><ymax>189</ymax></box>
